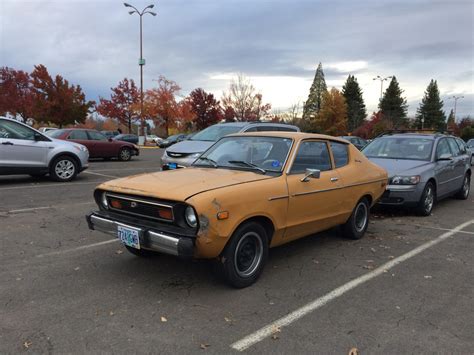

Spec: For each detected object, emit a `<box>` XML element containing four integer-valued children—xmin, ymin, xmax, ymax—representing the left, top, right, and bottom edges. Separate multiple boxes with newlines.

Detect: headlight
<box><xmin>185</xmin><ymin>206</ymin><xmax>197</xmax><ymax>227</ymax></box>
<box><xmin>100</xmin><ymin>192</ymin><xmax>109</xmax><ymax>209</ymax></box>
<box><xmin>73</xmin><ymin>144</ymin><xmax>88</xmax><ymax>152</ymax></box>
<box><xmin>391</xmin><ymin>175</ymin><xmax>421</xmax><ymax>185</ymax></box>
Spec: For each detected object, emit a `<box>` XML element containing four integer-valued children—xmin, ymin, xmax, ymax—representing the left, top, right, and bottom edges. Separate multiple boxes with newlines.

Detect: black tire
<box><xmin>415</xmin><ymin>181</ymin><xmax>436</xmax><ymax>216</ymax></box>
<box><xmin>124</xmin><ymin>246</ymin><xmax>156</xmax><ymax>257</ymax></box>
<box><xmin>49</xmin><ymin>156</ymin><xmax>78</xmax><ymax>182</ymax></box>
<box><xmin>342</xmin><ymin>197</ymin><xmax>370</xmax><ymax>240</ymax></box>
<box><xmin>217</xmin><ymin>222</ymin><xmax>269</xmax><ymax>288</ymax></box>
<box><xmin>455</xmin><ymin>174</ymin><xmax>470</xmax><ymax>200</ymax></box>
<box><xmin>118</xmin><ymin>147</ymin><xmax>132</xmax><ymax>161</ymax></box>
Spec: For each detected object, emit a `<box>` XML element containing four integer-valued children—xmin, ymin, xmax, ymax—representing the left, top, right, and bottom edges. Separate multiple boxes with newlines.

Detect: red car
<box><xmin>48</xmin><ymin>129</ymin><xmax>139</xmax><ymax>161</ymax></box>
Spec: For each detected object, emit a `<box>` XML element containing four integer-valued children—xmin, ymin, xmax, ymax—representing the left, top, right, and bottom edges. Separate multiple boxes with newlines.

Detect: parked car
<box><xmin>161</xmin><ymin>122</ymin><xmax>300</xmax><ymax>169</ymax></box>
<box><xmin>157</xmin><ymin>133</ymin><xmax>188</xmax><ymax>148</ymax></box>
<box><xmin>114</xmin><ymin>134</ymin><xmax>139</xmax><ymax>145</ymax></box>
<box><xmin>363</xmin><ymin>133</ymin><xmax>471</xmax><ymax>215</ymax></box>
<box><xmin>145</xmin><ymin>134</ymin><xmax>163</xmax><ymax>144</ymax></box>
<box><xmin>467</xmin><ymin>138</ymin><xmax>474</xmax><ymax>165</ymax></box>
<box><xmin>86</xmin><ymin>132</ymin><xmax>387</xmax><ymax>287</ymax></box>
<box><xmin>48</xmin><ymin>129</ymin><xmax>139</xmax><ymax>161</ymax></box>
<box><xmin>339</xmin><ymin>136</ymin><xmax>368</xmax><ymax>150</ymax></box>
<box><xmin>0</xmin><ymin>117</ymin><xmax>89</xmax><ymax>181</ymax></box>
<box><xmin>38</xmin><ymin>127</ymin><xmax>58</xmax><ymax>133</ymax></box>
<box><xmin>101</xmin><ymin>130</ymin><xmax>120</xmax><ymax>139</ymax></box>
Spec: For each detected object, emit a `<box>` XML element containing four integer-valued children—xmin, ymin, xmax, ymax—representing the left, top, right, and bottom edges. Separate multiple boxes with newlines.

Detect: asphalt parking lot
<box><xmin>1</xmin><ymin>149</ymin><xmax>473</xmax><ymax>354</ymax></box>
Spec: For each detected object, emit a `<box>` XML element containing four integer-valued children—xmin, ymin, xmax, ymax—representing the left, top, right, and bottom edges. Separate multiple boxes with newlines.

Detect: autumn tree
<box><xmin>188</xmin><ymin>88</ymin><xmax>222</xmax><ymax>130</ymax></box>
<box><xmin>144</xmin><ymin>76</ymin><xmax>181</xmax><ymax>136</ymax></box>
<box><xmin>342</xmin><ymin>75</ymin><xmax>366</xmax><ymax>132</ymax></box>
<box><xmin>415</xmin><ymin>79</ymin><xmax>446</xmax><ymax>131</ymax></box>
<box><xmin>31</xmin><ymin>65</ymin><xmax>93</xmax><ymax>127</ymax></box>
<box><xmin>315</xmin><ymin>88</ymin><xmax>347</xmax><ymax>136</ymax></box>
<box><xmin>353</xmin><ymin>111</ymin><xmax>393</xmax><ymax>139</ymax></box>
<box><xmin>379</xmin><ymin>76</ymin><xmax>408</xmax><ymax>128</ymax></box>
<box><xmin>222</xmin><ymin>74</ymin><xmax>271</xmax><ymax>121</ymax></box>
<box><xmin>96</xmin><ymin>78</ymin><xmax>139</xmax><ymax>133</ymax></box>
<box><xmin>303</xmin><ymin>62</ymin><xmax>327</xmax><ymax>120</ymax></box>
<box><xmin>0</xmin><ymin>67</ymin><xmax>35</xmax><ymax>121</ymax></box>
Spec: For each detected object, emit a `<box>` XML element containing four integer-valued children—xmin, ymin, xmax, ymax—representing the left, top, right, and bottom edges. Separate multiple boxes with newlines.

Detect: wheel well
<box><xmin>362</xmin><ymin>194</ymin><xmax>373</xmax><ymax>206</ymax></box>
<box><xmin>49</xmin><ymin>153</ymin><xmax>81</xmax><ymax>170</ymax></box>
<box><xmin>427</xmin><ymin>178</ymin><xmax>437</xmax><ymax>191</ymax></box>
<box><xmin>240</xmin><ymin>216</ymin><xmax>275</xmax><ymax>244</ymax></box>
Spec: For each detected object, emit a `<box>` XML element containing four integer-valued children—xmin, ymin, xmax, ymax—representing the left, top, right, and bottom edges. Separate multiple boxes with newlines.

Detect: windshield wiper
<box><xmin>228</xmin><ymin>160</ymin><xmax>266</xmax><ymax>174</ymax></box>
<box><xmin>196</xmin><ymin>156</ymin><xmax>218</xmax><ymax>168</ymax></box>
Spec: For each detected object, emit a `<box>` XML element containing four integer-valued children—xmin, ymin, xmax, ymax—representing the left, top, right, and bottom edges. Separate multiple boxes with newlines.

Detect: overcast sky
<box><xmin>1</xmin><ymin>0</ymin><xmax>473</xmax><ymax>119</ymax></box>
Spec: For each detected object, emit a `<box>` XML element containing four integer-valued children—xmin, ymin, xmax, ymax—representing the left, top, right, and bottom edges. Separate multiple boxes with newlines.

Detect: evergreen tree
<box><xmin>303</xmin><ymin>62</ymin><xmax>327</xmax><ymax>120</ymax></box>
<box><xmin>342</xmin><ymin>75</ymin><xmax>366</xmax><ymax>132</ymax></box>
<box><xmin>447</xmin><ymin>108</ymin><xmax>455</xmax><ymax>130</ymax></box>
<box><xmin>379</xmin><ymin>76</ymin><xmax>408</xmax><ymax>128</ymax></box>
<box><xmin>415</xmin><ymin>80</ymin><xmax>446</xmax><ymax>131</ymax></box>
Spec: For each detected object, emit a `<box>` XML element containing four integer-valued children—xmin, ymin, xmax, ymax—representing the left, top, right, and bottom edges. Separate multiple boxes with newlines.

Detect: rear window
<box><xmin>47</xmin><ymin>129</ymin><xmax>67</xmax><ymax>138</ymax></box>
<box><xmin>68</xmin><ymin>130</ymin><xmax>88</xmax><ymax>140</ymax></box>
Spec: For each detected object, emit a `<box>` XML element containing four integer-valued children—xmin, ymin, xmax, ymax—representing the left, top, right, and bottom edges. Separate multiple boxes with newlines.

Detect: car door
<box><xmin>446</xmin><ymin>138</ymin><xmax>466</xmax><ymax>192</ymax></box>
<box><xmin>284</xmin><ymin>140</ymin><xmax>343</xmax><ymax>241</ymax></box>
<box><xmin>87</xmin><ymin>130</ymin><xmax>115</xmax><ymax>158</ymax></box>
<box><xmin>434</xmin><ymin>138</ymin><xmax>455</xmax><ymax>198</ymax></box>
<box><xmin>0</xmin><ymin>119</ymin><xmax>49</xmax><ymax>169</ymax></box>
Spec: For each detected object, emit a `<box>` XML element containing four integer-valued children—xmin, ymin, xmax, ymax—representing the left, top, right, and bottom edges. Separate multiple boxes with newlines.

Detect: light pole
<box><xmin>451</xmin><ymin>95</ymin><xmax>464</xmax><ymax>121</ymax></box>
<box><xmin>373</xmin><ymin>75</ymin><xmax>393</xmax><ymax>100</ymax></box>
<box><xmin>124</xmin><ymin>2</ymin><xmax>156</xmax><ymax>138</ymax></box>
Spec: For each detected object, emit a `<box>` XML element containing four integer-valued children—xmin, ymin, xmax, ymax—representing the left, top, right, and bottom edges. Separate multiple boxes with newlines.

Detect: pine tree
<box><xmin>342</xmin><ymin>75</ymin><xmax>366</xmax><ymax>132</ymax></box>
<box><xmin>447</xmin><ymin>109</ymin><xmax>455</xmax><ymax>130</ymax></box>
<box><xmin>379</xmin><ymin>76</ymin><xmax>408</xmax><ymax>128</ymax></box>
<box><xmin>415</xmin><ymin>80</ymin><xmax>446</xmax><ymax>131</ymax></box>
<box><xmin>303</xmin><ymin>62</ymin><xmax>327</xmax><ymax>120</ymax></box>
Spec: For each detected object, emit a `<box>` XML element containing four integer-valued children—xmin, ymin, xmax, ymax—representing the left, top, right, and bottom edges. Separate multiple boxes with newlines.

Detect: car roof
<box><xmin>212</xmin><ymin>121</ymin><xmax>299</xmax><ymax>128</ymax></box>
<box><xmin>228</xmin><ymin>131</ymin><xmax>349</xmax><ymax>143</ymax></box>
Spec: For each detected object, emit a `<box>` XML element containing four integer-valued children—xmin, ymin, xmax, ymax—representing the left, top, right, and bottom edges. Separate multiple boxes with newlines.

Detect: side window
<box><xmin>290</xmin><ymin>141</ymin><xmax>332</xmax><ymax>174</ymax></box>
<box><xmin>455</xmin><ymin>138</ymin><xmax>467</xmax><ymax>155</ymax></box>
<box><xmin>244</xmin><ymin>127</ymin><xmax>258</xmax><ymax>132</ymax></box>
<box><xmin>68</xmin><ymin>130</ymin><xmax>88</xmax><ymax>140</ymax></box>
<box><xmin>0</xmin><ymin>120</ymin><xmax>35</xmax><ymax>140</ymax></box>
<box><xmin>447</xmin><ymin>138</ymin><xmax>461</xmax><ymax>157</ymax></box>
<box><xmin>88</xmin><ymin>131</ymin><xmax>107</xmax><ymax>141</ymax></box>
<box><xmin>436</xmin><ymin>139</ymin><xmax>451</xmax><ymax>159</ymax></box>
<box><xmin>330</xmin><ymin>142</ymin><xmax>349</xmax><ymax>168</ymax></box>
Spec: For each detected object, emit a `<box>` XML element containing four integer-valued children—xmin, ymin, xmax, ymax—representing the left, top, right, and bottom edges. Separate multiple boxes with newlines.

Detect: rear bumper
<box><xmin>86</xmin><ymin>212</ymin><xmax>194</xmax><ymax>258</ymax></box>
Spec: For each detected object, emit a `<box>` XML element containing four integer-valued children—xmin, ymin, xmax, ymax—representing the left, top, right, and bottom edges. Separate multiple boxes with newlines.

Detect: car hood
<box><xmin>166</xmin><ymin>140</ymin><xmax>215</xmax><ymax>154</ymax></box>
<box><xmin>368</xmin><ymin>158</ymin><xmax>432</xmax><ymax>178</ymax></box>
<box><xmin>97</xmin><ymin>167</ymin><xmax>273</xmax><ymax>201</ymax></box>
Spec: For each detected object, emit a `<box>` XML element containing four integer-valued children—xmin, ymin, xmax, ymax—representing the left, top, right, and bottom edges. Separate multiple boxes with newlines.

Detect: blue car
<box><xmin>363</xmin><ymin>133</ymin><xmax>471</xmax><ymax>215</ymax></box>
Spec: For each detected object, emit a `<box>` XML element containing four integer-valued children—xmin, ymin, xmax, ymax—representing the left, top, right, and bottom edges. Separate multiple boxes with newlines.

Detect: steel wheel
<box><xmin>423</xmin><ymin>185</ymin><xmax>434</xmax><ymax>213</ymax></box>
<box><xmin>55</xmin><ymin>159</ymin><xmax>75</xmax><ymax>180</ymax></box>
<box><xmin>234</xmin><ymin>231</ymin><xmax>264</xmax><ymax>278</ymax></box>
<box><xmin>354</xmin><ymin>202</ymin><xmax>368</xmax><ymax>232</ymax></box>
<box><xmin>456</xmin><ymin>174</ymin><xmax>470</xmax><ymax>200</ymax></box>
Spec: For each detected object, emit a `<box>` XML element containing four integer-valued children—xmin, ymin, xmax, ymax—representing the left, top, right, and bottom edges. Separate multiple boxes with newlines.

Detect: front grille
<box><xmin>166</xmin><ymin>151</ymin><xmax>190</xmax><ymax>158</ymax></box>
<box><xmin>106</xmin><ymin>193</ymin><xmax>174</xmax><ymax>222</ymax></box>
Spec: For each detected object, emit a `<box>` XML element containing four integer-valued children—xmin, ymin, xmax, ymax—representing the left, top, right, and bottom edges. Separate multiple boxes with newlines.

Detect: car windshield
<box><xmin>190</xmin><ymin>125</ymin><xmax>242</xmax><ymax>142</ymax></box>
<box><xmin>46</xmin><ymin>129</ymin><xmax>67</xmax><ymax>138</ymax></box>
<box><xmin>193</xmin><ymin>136</ymin><xmax>293</xmax><ymax>173</ymax></box>
<box><xmin>363</xmin><ymin>137</ymin><xmax>434</xmax><ymax>161</ymax></box>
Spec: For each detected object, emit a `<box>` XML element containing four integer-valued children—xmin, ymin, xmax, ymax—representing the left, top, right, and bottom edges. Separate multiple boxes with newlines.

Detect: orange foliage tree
<box><xmin>315</xmin><ymin>88</ymin><xmax>347</xmax><ymax>136</ymax></box>
<box><xmin>0</xmin><ymin>67</ymin><xmax>35</xmax><ymax>121</ymax></box>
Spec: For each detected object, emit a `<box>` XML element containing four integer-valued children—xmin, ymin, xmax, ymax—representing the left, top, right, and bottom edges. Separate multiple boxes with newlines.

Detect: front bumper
<box><xmin>86</xmin><ymin>212</ymin><xmax>194</xmax><ymax>258</ymax></box>
<box><xmin>377</xmin><ymin>184</ymin><xmax>424</xmax><ymax>206</ymax></box>
<box><xmin>161</xmin><ymin>153</ymin><xmax>198</xmax><ymax>169</ymax></box>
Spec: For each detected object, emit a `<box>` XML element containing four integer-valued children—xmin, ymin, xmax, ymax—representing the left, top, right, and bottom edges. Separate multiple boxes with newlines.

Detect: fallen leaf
<box><xmin>74</xmin><ymin>267</ymin><xmax>80</xmax><ymax>271</ymax></box>
<box><xmin>200</xmin><ymin>343</ymin><xmax>210</xmax><ymax>350</ymax></box>
<box><xmin>362</xmin><ymin>265</ymin><xmax>374</xmax><ymax>270</ymax></box>
<box><xmin>16</xmin><ymin>277</ymin><xmax>22</xmax><ymax>281</ymax></box>
<box><xmin>370</xmin><ymin>248</ymin><xmax>376</xmax><ymax>253</ymax></box>
<box><xmin>224</xmin><ymin>317</ymin><xmax>231</xmax><ymax>323</ymax></box>
<box><xmin>269</xmin><ymin>301</ymin><xmax>275</xmax><ymax>305</ymax></box>
<box><xmin>348</xmin><ymin>347</ymin><xmax>358</xmax><ymax>355</ymax></box>
<box><xmin>109</xmin><ymin>311</ymin><xmax>114</xmax><ymax>316</ymax></box>
<box><xmin>271</xmin><ymin>334</ymin><xmax>279</xmax><ymax>340</ymax></box>
<box><xmin>23</xmin><ymin>341</ymin><xmax>32</xmax><ymax>349</ymax></box>
<box><xmin>424</xmin><ymin>275</ymin><xmax>432</xmax><ymax>279</ymax></box>
<box><xmin>161</xmin><ymin>316</ymin><xmax>167</xmax><ymax>322</ymax></box>
<box><xmin>271</xmin><ymin>325</ymin><xmax>281</xmax><ymax>334</ymax></box>
<box><xmin>116</xmin><ymin>250</ymin><xmax>123</xmax><ymax>255</ymax></box>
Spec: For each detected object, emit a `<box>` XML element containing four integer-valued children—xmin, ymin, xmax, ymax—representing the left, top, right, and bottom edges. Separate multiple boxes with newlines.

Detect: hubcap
<box><xmin>424</xmin><ymin>186</ymin><xmax>434</xmax><ymax>213</ymax></box>
<box><xmin>463</xmin><ymin>176</ymin><xmax>470</xmax><ymax>198</ymax></box>
<box><xmin>234</xmin><ymin>232</ymin><xmax>263</xmax><ymax>277</ymax></box>
<box><xmin>354</xmin><ymin>202</ymin><xmax>368</xmax><ymax>232</ymax></box>
<box><xmin>121</xmin><ymin>149</ymin><xmax>130</xmax><ymax>160</ymax></box>
<box><xmin>55</xmin><ymin>160</ymin><xmax>75</xmax><ymax>179</ymax></box>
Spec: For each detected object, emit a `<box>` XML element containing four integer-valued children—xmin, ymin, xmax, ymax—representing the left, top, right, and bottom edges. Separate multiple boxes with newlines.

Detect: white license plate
<box><xmin>117</xmin><ymin>225</ymin><xmax>140</xmax><ymax>249</ymax></box>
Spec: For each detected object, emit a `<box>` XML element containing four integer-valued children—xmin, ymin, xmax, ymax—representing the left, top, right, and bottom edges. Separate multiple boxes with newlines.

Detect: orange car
<box><xmin>86</xmin><ymin>132</ymin><xmax>388</xmax><ymax>287</ymax></box>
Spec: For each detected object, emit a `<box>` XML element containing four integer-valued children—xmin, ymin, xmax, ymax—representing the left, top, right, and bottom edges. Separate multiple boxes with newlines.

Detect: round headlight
<box><xmin>101</xmin><ymin>192</ymin><xmax>109</xmax><ymax>209</ymax></box>
<box><xmin>185</xmin><ymin>206</ymin><xmax>197</xmax><ymax>227</ymax></box>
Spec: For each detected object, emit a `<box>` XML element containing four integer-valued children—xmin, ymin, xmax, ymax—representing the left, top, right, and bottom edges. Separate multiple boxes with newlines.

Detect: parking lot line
<box><xmin>411</xmin><ymin>224</ymin><xmax>474</xmax><ymax>235</ymax></box>
<box><xmin>83</xmin><ymin>171</ymin><xmax>119</xmax><ymax>178</ymax></box>
<box><xmin>0</xmin><ymin>181</ymin><xmax>102</xmax><ymax>191</ymax></box>
<box><xmin>230</xmin><ymin>218</ymin><xmax>474</xmax><ymax>352</ymax></box>
<box><xmin>36</xmin><ymin>239</ymin><xmax>118</xmax><ymax>258</ymax></box>
<box><xmin>4</xmin><ymin>201</ymin><xmax>95</xmax><ymax>214</ymax></box>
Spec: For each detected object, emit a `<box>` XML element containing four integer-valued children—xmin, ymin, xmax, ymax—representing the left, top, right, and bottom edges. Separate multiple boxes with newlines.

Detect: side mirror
<box><xmin>301</xmin><ymin>168</ymin><xmax>321</xmax><ymax>182</ymax></box>
<box><xmin>437</xmin><ymin>153</ymin><xmax>453</xmax><ymax>161</ymax></box>
<box><xmin>34</xmin><ymin>132</ymin><xmax>43</xmax><ymax>141</ymax></box>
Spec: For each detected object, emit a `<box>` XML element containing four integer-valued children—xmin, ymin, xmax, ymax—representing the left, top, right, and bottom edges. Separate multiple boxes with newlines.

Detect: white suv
<box><xmin>0</xmin><ymin>117</ymin><xmax>89</xmax><ymax>181</ymax></box>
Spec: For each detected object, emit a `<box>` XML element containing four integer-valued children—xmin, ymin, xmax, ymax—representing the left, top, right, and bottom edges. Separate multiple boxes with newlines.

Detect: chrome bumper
<box><xmin>86</xmin><ymin>212</ymin><xmax>194</xmax><ymax>258</ymax></box>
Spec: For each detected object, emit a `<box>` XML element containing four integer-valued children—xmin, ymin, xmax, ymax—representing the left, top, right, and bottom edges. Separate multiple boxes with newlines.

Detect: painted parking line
<box><xmin>83</xmin><ymin>171</ymin><xmax>119</xmax><ymax>179</ymax></box>
<box><xmin>0</xmin><ymin>181</ymin><xmax>102</xmax><ymax>191</ymax></box>
<box><xmin>411</xmin><ymin>224</ymin><xmax>474</xmax><ymax>235</ymax></box>
<box><xmin>3</xmin><ymin>201</ymin><xmax>95</xmax><ymax>215</ymax></box>
<box><xmin>230</xmin><ymin>218</ymin><xmax>474</xmax><ymax>352</ymax></box>
<box><xmin>36</xmin><ymin>239</ymin><xmax>119</xmax><ymax>258</ymax></box>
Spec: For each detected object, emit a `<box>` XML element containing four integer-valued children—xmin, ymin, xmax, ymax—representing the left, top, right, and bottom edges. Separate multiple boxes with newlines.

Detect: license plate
<box><xmin>118</xmin><ymin>225</ymin><xmax>140</xmax><ymax>249</ymax></box>
<box><xmin>168</xmin><ymin>162</ymin><xmax>177</xmax><ymax>169</ymax></box>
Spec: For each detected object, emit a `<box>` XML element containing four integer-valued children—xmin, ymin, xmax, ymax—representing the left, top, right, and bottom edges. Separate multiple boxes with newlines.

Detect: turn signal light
<box><xmin>110</xmin><ymin>199</ymin><xmax>122</xmax><ymax>209</ymax></box>
<box><xmin>217</xmin><ymin>211</ymin><xmax>229</xmax><ymax>220</ymax></box>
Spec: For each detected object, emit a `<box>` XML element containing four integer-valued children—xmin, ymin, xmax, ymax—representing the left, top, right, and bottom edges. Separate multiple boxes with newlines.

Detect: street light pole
<box><xmin>451</xmin><ymin>95</ymin><xmax>464</xmax><ymax>121</ymax></box>
<box><xmin>373</xmin><ymin>75</ymin><xmax>393</xmax><ymax>100</ymax></box>
<box><xmin>123</xmin><ymin>2</ymin><xmax>156</xmax><ymax>139</ymax></box>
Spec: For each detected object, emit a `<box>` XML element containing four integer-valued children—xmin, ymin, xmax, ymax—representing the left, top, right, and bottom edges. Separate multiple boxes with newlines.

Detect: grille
<box><xmin>166</xmin><ymin>151</ymin><xmax>190</xmax><ymax>158</ymax></box>
<box><xmin>106</xmin><ymin>193</ymin><xmax>174</xmax><ymax>222</ymax></box>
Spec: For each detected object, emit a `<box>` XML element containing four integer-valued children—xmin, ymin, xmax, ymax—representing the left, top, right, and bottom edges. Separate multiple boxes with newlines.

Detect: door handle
<box><xmin>330</xmin><ymin>177</ymin><xmax>339</xmax><ymax>182</ymax></box>
<box><xmin>1</xmin><ymin>141</ymin><xmax>13</xmax><ymax>145</ymax></box>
